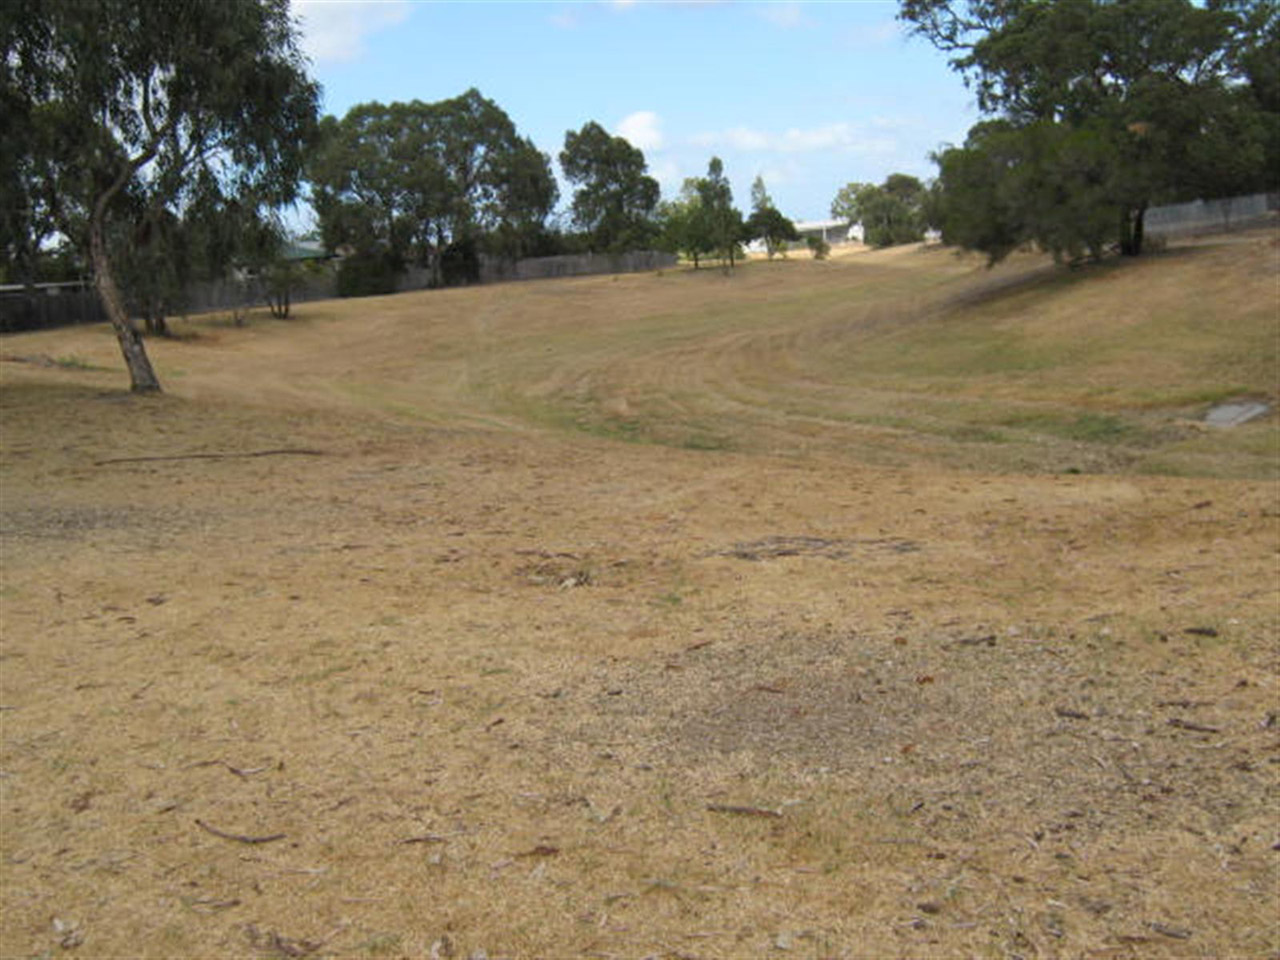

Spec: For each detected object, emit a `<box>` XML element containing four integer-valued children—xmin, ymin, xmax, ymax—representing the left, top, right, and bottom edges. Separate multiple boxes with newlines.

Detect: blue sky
<box><xmin>292</xmin><ymin>0</ymin><xmax>982</xmax><ymax>225</ymax></box>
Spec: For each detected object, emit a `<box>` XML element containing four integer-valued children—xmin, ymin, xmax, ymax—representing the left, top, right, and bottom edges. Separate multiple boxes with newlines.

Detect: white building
<box><xmin>793</xmin><ymin>219</ymin><xmax>863</xmax><ymax>245</ymax></box>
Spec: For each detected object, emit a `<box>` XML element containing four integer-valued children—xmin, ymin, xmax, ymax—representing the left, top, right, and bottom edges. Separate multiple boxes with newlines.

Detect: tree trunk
<box><xmin>89</xmin><ymin>218</ymin><xmax>162</xmax><ymax>393</ymax></box>
<box><xmin>1119</xmin><ymin>203</ymin><xmax>1147</xmax><ymax>257</ymax></box>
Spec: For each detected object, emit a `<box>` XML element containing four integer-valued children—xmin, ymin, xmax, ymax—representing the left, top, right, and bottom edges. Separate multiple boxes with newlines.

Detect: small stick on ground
<box><xmin>1167</xmin><ymin>718</ymin><xmax>1222</xmax><ymax>734</ymax></box>
<box><xmin>195</xmin><ymin>818</ymin><xmax>286</xmax><ymax>845</ymax></box>
<box><xmin>706</xmin><ymin>803</ymin><xmax>782</xmax><ymax>819</ymax></box>
<box><xmin>1055</xmin><ymin>707</ymin><xmax>1091</xmax><ymax>720</ymax></box>
<box><xmin>187</xmin><ymin>759</ymin><xmax>269</xmax><ymax>778</ymax></box>
<box><xmin>96</xmin><ymin>449</ymin><xmax>325</xmax><ymax>466</ymax></box>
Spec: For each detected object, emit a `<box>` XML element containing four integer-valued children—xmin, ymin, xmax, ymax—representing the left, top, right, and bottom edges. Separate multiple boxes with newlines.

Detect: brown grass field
<box><xmin>1</xmin><ymin>232</ymin><xmax>1277</xmax><ymax>959</ymax></box>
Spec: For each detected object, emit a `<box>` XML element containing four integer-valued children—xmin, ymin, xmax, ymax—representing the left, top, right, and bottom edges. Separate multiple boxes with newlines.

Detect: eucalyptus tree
<box><xmin>830</xmin><ymin>174</ymin><xmax>927</xmax><ymax>248</ymax></box>
<box><xmin>560</xmin><ymin>122</ymin><xmax>661</xmax><ymax>253</ymax></box>
<box><xmin>901</xmin><ymin>0</ymin><xmax>1277</xmax><ymax>261</ymax></box>
<box><xmin>744</xmin><ymin>175</ymin><xmax>798</xmax><ymax>259</ymax></box>
<box><xmin>695</xmin><ymin>157</ymin><xmax>747</xmax><ymax>269</ymax></box>
<box><xmin>3</xmin><ymin>0</ymin><xmax>320</xmax><ymax>392</ymax></box>
<box><xmin>311</xmin><ymin>90</ymin><xmax>557</xmax><ymax>287</ymax></box>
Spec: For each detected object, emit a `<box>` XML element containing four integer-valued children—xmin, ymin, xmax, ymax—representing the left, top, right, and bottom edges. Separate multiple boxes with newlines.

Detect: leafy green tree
<box><xmin>744</xmin><ymin>175</ymin><xmax>799</xmax><ymax>259</ymax></box>
<box><xmin>310</xmin><ymin>91</ymin><xmax>557</xmax><ymax>288</ymax></box>
<box><xmin>830</xmin><ymin>181</ymin><xmax>872</xmax><ymax>226</ymax></box>
<box><xmin>830</xmin><ymin>174</ymin><xmax>927</xmax><ymax>247</ymax></box>
<box><xmin>695</xmin><ymin>157</ymin><xmax>747</xmax><ymax>269</ymax></box>
<box><xmin>560</xmin><ymin>122</ymin><xmax>660</xmax><ymax>253</ymax></box>
<box><xmin>749</xmin><ymin>175</ymin><xmax>773</xmax><ymax>216</ymax></box>
<box><xmin>900</xmin><ymin>0</ymin><xmax>1278</xmax><ymax>261</ymax></box>
<box><xmin>3</xmin><ymin>0</ymin><xmax>320</xmax><ymax>392</ymax></box>
<box><xmin>657</xmin><ymin>181</ymin><xmax>712</xmax><ymax>268</ymax></box>
<box><xmin>745</xmin><ymin>207</ymin><xmax>800</xmax><ymax>259</ymax></box>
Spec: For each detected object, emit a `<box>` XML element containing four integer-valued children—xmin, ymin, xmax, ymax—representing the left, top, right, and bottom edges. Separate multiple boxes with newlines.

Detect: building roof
<box><xmin>793</xmin><ymin>218</ymin><xmax>851</xmax><ymax>232</ymax></box>
<box><xmin>281</xmin><ymin>240</ymin><xmax>329</xmax><ymax>261</ymax></box>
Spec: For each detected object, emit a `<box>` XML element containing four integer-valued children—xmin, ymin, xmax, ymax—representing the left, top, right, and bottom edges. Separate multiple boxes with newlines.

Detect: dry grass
<box><xmin>1</xmin><ymin>231</ymin><xmax>1277</xmax><ymax>958</ymax></box>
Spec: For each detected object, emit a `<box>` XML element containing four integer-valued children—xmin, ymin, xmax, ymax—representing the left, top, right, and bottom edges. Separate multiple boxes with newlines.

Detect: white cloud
<box><xmin>757</xmin><ymin>2</ymin><xmax>811</xmax><ymax>29</ymax></box>
<box><xmin>549</xmin><ymin>8</ymin><xmax>579</xmax><ymax>29</ymax></box>
<box><xmin>695</xmin><ymin>122</ymin><xmax>878</xmax><ymax>155</ymax></box>
<box><xmin>616</xmin><ymin>111</ymin><xmax>665</xmax><ymax>152</ymax></box>
<box><xmin>841</xmin><ymin>17</ymin><xmax>904</xmax><ymax>49</ymax></box>
<box><xmin>692</xmin><ymin>126</ymin><xmax>768</xmax><ymax>151</ymax></box>
<box><xmin>778</xmin><ymin>123</ymin><xmax>857</xmax><ymax>153</ymax></box>
<box><xmin>292</xmin><ymin>0</ymin><xmax>410</xmax><ymax>65</ymax></box>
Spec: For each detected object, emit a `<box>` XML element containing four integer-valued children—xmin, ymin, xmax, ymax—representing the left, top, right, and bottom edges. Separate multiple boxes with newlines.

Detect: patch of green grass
<box><xmin>946</xmin><ymin>424</ymin><xmax>1009</xmax><ymax>444</ymax></box>
<box><xmin>679</xmin><ymin>431</ymin><xmax>731</xmax><ymax>451</ymax></box>
<box><xmin>1122</xmin><ymin>385</ymin><xmax>1255</xmax><ymax>410</ymax></box>
<box><xmin>54</xmin><ymin>355</ymin><xmax>105</xmax><ymax>371</ymax></box>
<box><xmin>999</xmin><ymin>411</ymin><xmax>1136</xmax><ymax>444</ymax></box>
<box><xmin>353</xmin><ymin>932</ymin><xmax>403</xmax><ymax>955</ymax></box>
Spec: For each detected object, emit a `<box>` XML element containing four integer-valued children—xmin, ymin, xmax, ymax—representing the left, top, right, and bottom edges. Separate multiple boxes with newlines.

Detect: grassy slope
<box><xmin>5</xmin><ymin>231</ymin><xmax>1275</xmax><ymax>477</ymax></box>
<box><xmin>0</xmin><ymin>231</ymin><xmax>1277</xmax><ymax>959</ymax></box>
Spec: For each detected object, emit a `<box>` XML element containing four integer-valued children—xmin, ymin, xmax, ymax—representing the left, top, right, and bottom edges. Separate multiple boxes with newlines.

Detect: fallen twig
<box><xmin>96</xmin><ymin>449</ymin><xmax>325</xmax><ymax>466</ymax></box>
<box><xmin>953</xmin><ymin>634</ymin><xmax>997</xmax><ymax>647</ymax></box>
<box><xmin>195</xmin><ymin>819</ymin><xmax>286</xmax><ymax>845</ymax></box>
<box><xmin>516</xmin><ymin>844</ymin><xmax>560</xmax><ymax>857</ymax></box>
<box><xmin>1167</xmin><ymin>718</ymin><xmax>1222</xmax><ymax>734</ymax></box>
<box><xmin>187</xmin><ymin>759</ymin><xmax>269</xmax><ymax>778</ymax></box>
<box><xmin>706</xmin><ymin>803</ymin><xmax>782</xmax><ymax>819</ymax></box>
<box><xmin>1054</xmin><ymin>707</ymin><xmax>1090</xmax><ymax>720</ymax></box>
<box><xmin>398</xmin><ymin>834</ymin><xmax>450</xmax><ymax>845</ymax></box>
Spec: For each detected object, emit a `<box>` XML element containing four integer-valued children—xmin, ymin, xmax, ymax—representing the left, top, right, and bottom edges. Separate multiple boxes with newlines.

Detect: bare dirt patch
<box><xmin>1</xmin><ymin>237</ymin><xmax>1277</xmax><ymax>958</ymax></box>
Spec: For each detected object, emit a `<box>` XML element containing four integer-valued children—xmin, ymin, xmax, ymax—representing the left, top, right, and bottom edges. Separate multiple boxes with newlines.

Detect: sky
<box><xmin>290</xmin><ymin>0</ymin><xmax>983</xmax><ymax>226</ymax></box>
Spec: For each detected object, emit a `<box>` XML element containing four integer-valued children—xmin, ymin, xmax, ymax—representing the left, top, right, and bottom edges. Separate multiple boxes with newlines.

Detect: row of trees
<box><xmin>899</xmin><ymin>0</ymin><xmax>1279</xmax><ymax>263</ymax></box>
<box><xmin>310</xmin><ymin>91</ymin><xmax>560</xmax><ymax>291</ymax></box>
<box><xmin>311</xmin><ymin>105</ymin><xmax>803</xmax><ymax>285</ymax></box>
<box><xmin>827</xmin><ymin>1</ymin><xmax>1278</xmax><ymax>263</ymax></box>
<box><xmin>2</xmin><ymin>0</ymin><xmax>800</xmax><ymax>393</ymax></box>
<box><xmin>10</xmin><ymin>0</ymin><xmax>1272</xmax><ymax>392</ymax></box>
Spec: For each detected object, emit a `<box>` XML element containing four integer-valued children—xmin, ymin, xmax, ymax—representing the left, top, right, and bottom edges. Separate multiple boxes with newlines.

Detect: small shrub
<box><xmin>807</xmin><ymin>236</ymin><xmax>831</xmax><ymax>260</ymax></box>
<box><xmin>336</xmin><ymin>251</ymin><xmax>399</xmax><ymax>298</ymax></box>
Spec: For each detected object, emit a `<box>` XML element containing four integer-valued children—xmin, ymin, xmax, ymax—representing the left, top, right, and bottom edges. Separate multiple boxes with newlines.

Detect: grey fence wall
<box><xmin>183</xmin><ymin>272</ymin><xmax>338</xmax><ymax>315</ymax></box>
<box><xmin>396</xmin><ymin>251</ymin><xmax>676</xmax><ymax>291</ymax></box>
<box><xmin>1</xmin><ymin>249</ymin><xmax>680</xmax><ymax>334</ymax></box>
<box><xmin>478</xmin><ymin>250</ymin><xmax>677</xmax><ymax>284</ymax></box>
<box><xmin>1145</xmin><ymin>192</ymin><xmax>1278</xmax><ymax>238</ymax></box>
<box><xmin>0</xmin><ymin>283</ymin><xmax>106</xmax><ymax>333</ymax></box>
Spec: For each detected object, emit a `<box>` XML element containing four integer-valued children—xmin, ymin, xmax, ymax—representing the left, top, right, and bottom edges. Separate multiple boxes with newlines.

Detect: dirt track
<box><xmin>1</xmin><ymin>240</ymin><xmax>1277</xmax><ymax>957</ymax></box>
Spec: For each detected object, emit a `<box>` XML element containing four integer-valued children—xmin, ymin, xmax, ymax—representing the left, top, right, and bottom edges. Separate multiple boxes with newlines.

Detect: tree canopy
<box><xmin>695</xmin><ymin>157</ymin><xmax>747</xmax><ymax>269</ymax></box>
<box><xmin>831</xmin><ymin>173</ymin><xmax>930</xmax><ymax>248</ymax></box>
<box><xmin>560</xmin><ymin>122</ymin><xmax>661</xmax><ymax>254</ymax></box>
<box><xmin>310</xmin><ymin>90</ymin><xmax>558</xmax><ymax>288</ymax></box>
<box><xmin>901</xmin><ymin>0</ymin><xmax>1279</xmax><ymax>262</ymax></box>
<box><xmin>744</xmin><ymin>175</ymin><xmax>799</xmax><ymax>259</ymax></box>
<box><xmin>3</xmin><ymin>0</ymin><xmax>319</xmax><ymax>391</ymax></box>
